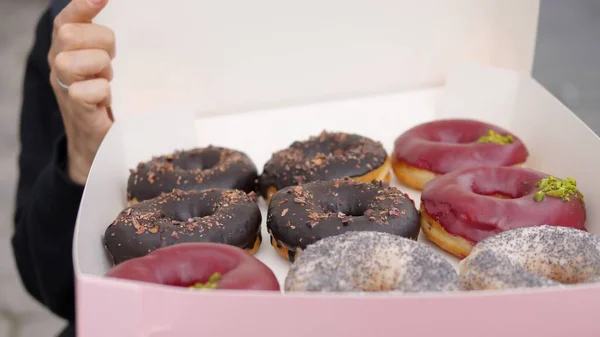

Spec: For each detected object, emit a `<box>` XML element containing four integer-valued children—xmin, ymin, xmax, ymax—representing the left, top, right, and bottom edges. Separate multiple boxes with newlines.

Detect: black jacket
<box><xmin>12</xmin><ymin>8</ymin><xmax>81</xmax><ymax>336</ymax></box>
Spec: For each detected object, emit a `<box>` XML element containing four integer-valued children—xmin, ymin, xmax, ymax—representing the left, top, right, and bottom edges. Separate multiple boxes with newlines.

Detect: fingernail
<box><xmin>89</xmin><ymin>0</ymin><xmax>104</xmax><ymax>6</ymax></box>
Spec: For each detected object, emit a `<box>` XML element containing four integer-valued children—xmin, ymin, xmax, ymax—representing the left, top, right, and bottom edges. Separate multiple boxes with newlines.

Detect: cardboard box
<box><xmin>73</xmin><ymin>2</ymin><xmax>600</xmax><ymax>336</ymax></box>
<box><xmin>74</xmin><ymin>63</ymin><xmax>600</xmax><ymax>336</ymax></box>
<box><xmin>94</xmin><ymin>0</ymin><xmax>539</xmax><ymax>117</ymax></box>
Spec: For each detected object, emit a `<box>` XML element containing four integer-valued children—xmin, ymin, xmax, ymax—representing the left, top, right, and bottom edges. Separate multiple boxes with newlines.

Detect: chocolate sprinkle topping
<box><xmin>127</xmin><ymin>146</ymin><xmax>258</xmax><ymax>202</ymax></box>
<box><xmin>285</xmin><ymin>231</ymin><xmax>459</xmax><ymax>292</ymax></box>
<box><xmin>258</xmin><ymin>131</ymin><xmax>387</xmax><ymax>198</ymax></box>
<box><xmin>267</xmin><ymin>177</ymin><xmax>420</xmax><ymax>261</ymax></box>
<box><xmin>104</xmin><ymin>189</ymin><xmax>261</xmax><ymax>264</ymax></box>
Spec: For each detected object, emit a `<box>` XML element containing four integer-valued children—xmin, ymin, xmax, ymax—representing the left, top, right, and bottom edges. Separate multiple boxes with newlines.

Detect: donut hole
<box><xmin>319</xmin><ymin>200</ymin><xmax>369</xmax><ymax>217</ymax></box>
<box><xmin>358</xmin><ymin>269</ymin><xmax>400</xmax><ymax>292</ymax></box>
<box><xmin>301</xmin><ymin>146</ymin><xmax>353</xmax><ymax>159</ymax></box>
<box><xmin>421</xmin><ymin>128</ymin><xmax>488</xmax><ymax>144</ymax></box>
<box><xmin>546</xmin><ymin>265</ymin><xmax>581</xmax><ymax>284</ymax></box>
<box><xmin>474</xmin><ymin>191</ymin><xmax>513</xmax><ymax>199</ymax></box>
<box><xmin>464</xmin><ymin>169</ymin><xmax>540</xmax><ymax>200</ymax></box>
<box><xmin>172</xmin><ymin>151</ymin><xmax>220</xmax><ymax>171</ymax></box>
<box><xmin>294</xmin><ymin>134</ymin><xmax>367</xmax><ymax>158</ymax></box>
<box><xmin>161</xmin><ymin>202</ymin><xmax>215</xmax><ymax>222</ymax></box>
<box><xmin>155</xmin><ymin>252</ymin><xmax>239</xmax><ymax>288</ymax></box>
<box><xmin>471</xmin><ymin>188</ymin><xmax>526</xmax><ymax>200</ymax></box>
<box><xmin>524</xmin><ymin>256</ymin><xmax>593</xmax><ymax>285</ymax></box>
<box><xmin>430</xmin><ymin>131</ymin><xmax>480</xmax><ymax>144</ymax></box>
<box><xmin>417</xmin><ymin>121</ymin><xmax>508</xmax><ymax>144</ymax></box>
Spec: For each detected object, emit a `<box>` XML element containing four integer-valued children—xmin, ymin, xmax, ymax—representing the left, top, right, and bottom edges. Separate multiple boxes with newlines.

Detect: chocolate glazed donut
<box><xmin>267</xmin><ymin>178</ymin><xmax>420</xmax><ymax>262</ymax></box>
<box><xmin>259</xmin><ymin>131</ymin><xmax>391</xmax><ymax>202</ymax></box>
<box><xmin>128</xmin><ymin>146</ymin><xmax>258</xmax><ymax>203</ymax></box>
<box><xmin>104</xmin><ymin>189</ymin><xmax>262</xmax><ymax>264</ymax></box>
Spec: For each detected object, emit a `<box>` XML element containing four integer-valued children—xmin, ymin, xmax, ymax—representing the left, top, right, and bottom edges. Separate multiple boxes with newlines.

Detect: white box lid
<box><xmin>95</xmin><ymin>0</ymin><xmax>540</xmax><ymax>117</ymax></box>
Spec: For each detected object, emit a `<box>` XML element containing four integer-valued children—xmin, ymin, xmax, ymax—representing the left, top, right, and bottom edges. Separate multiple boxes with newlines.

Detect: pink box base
<box><xmin>74</xmin><ymin>64</ymin><xmax>600</xmax><ymax>336</ymax></box>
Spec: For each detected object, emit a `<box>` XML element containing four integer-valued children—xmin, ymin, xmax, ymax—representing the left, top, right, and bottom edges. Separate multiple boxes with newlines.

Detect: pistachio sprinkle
<box><xmin>189</xmin><ymin>272</ymin><xmax>221</xmax><ymax>290</ymax></box>
<box><xmin>476</xmin><ymin>130</ymin><xmax>515</xmax><ymax>145</ymax></box>
<box><xmin>533</xmin><ymin>176</ymin><xmax>582</xmax><ymax>202</ymax></box>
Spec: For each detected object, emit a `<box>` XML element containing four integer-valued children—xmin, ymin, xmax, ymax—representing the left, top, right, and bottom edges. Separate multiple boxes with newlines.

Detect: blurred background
<box><xmin>0</xmin><ymin>0</ymin><xmax>598</xmax><ymax>336</ymax></box>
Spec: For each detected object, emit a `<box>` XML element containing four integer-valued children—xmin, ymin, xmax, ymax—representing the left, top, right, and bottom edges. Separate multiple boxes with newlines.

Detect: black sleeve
<box><xmin>11</xmin><ymin>8</ymin><xmax>83</xmax><ymax>322</ymax></box>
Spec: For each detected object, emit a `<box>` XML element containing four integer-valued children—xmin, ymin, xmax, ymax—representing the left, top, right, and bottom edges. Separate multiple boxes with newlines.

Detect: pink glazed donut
<box><xmin>392</xmin><ymin>119</ymin><xmax>529</xmax><ymax>190</ymax></box>
<box><xmin>106</xmin><ymin>243</ymin><xmax>280</xmax><ymax>291</ymax></box>
<box><xmin>420</xmin><ymin>166</ymin><xmax>586</xmax><ymax>258</ymax></box>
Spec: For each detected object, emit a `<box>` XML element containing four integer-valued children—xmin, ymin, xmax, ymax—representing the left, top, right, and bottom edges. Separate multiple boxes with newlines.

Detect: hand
<box><xmin>48</xmin><ymin>0</ymin><xmax>115</xmax><ymax>185</ymax></box>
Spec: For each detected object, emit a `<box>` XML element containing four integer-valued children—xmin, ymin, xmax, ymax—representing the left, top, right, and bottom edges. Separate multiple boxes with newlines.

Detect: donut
<box><xmin>106</xmin><ymin>242</ymin><xmax>280</xmax><ymax>291</ymax></box>
<box><xmin>259</xmin><ymin>131</ymin><xmax>390</xmax><ymax>203</ymax></box>
<box><xmin>104</xmin><ymin>188</ymin><xmax>262</xmax><ymax>264</ymax></box>
<box><xmin>267</xmin><ymin>177</ymin><xmax>420</xmax><ymax>262</ymax></box>
<box><xmin>127</xmin><ymin>145</ymin><xmax>257</xmax><ymax>203</ymax></box>
<box><xmin>392</xmin><ymin>119</ymin><xmax>529</xmax><ymax>190</ymax></box>
<box><xmin>420</xmin><ymin>166</ymin><xmax>586</xmax><ymax>258</ymax></box>
<box><xmin>285</xmin><ymin>231</ymin><xmax>459</xmax><ymax>292</ymax></box>
<box><xmin>459</xmin><ymin>226</ymin><xmax>600</xmax><ymax>290</ymax></box>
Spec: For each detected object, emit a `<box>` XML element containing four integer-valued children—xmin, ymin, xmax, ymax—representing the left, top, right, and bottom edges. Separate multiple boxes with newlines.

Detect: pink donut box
<box><xmin>74</xmin><ymin>62</ymin><xmax>600</xmax><ymax>337</ymax></box>
<box><xmin>76</xmin><ymin>2</ymin><xmax>596</xmax><ymax>335</ymax></box>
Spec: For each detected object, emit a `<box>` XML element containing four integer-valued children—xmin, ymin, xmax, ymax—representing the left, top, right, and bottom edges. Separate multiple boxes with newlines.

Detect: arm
<box><xmin>12</xmin><ymin>0</ymin><xmax>115</xmax><ymax>321</ymax></box>
<box><xmin>12</xmin><ymin>8</ymin><xmax>84</xmax><ymax>321</ymax></box>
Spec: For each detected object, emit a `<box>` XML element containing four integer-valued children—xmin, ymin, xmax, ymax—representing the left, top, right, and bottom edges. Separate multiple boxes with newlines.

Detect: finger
<box><xmin>54</xmin><ymin>0</ymin><xmax>109</xmax><ymax>33</ymax></box>
<box><xmin>55</xmin><ymin>49</ymin><xmax>112</xmax><ymax>85</ymax></box>
<box><xmin>51</xmin><ymin>23</ymin><xmax>116</xmax><ymax>61</ymax></box>
<box><xmin>107</xmin><ymin>106</ymin><xmax>114</xmax><ymax>121</ymax></box>
<box><xmin>69</xmin><ymin>78</ymin><xmax>112</xmax><ymax>109</ymax></box>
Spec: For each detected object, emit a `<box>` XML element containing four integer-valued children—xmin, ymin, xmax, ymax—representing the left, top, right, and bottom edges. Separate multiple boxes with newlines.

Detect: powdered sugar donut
<box><xmin>285</xmin><ymin>231</ymin><xmax>459</xmax><ymax>293</ymax></box>
<box><xmin>459</xmin><ymin>226</ymin><xmax>600</xmax><ymax>290</ymax></box>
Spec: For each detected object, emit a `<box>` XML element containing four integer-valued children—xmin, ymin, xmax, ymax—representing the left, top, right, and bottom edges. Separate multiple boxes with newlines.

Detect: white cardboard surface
<box><xmin>74</xmin><ymin>64</ymin><xmax>600</xmax><ymax>287</ymax></box>
<box><xmin>93</xmin><ymin>1</ymin><xmax>539</xmax><ymax>118</ymax></box>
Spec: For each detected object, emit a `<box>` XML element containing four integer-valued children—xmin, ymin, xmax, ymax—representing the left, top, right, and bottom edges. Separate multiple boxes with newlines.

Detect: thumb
<box><xmin>54</xmin><ymin>0</ymin><xmax>109</xmax><ymax>30</ymax></box>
